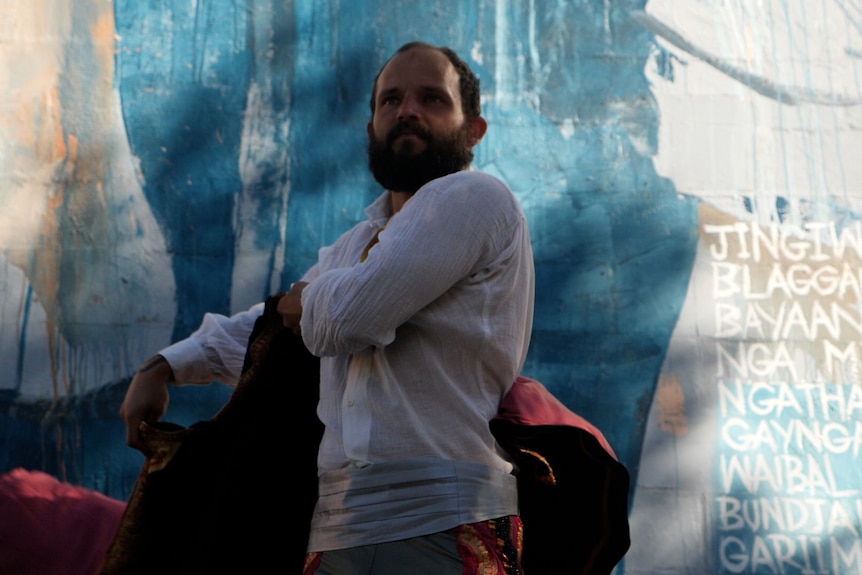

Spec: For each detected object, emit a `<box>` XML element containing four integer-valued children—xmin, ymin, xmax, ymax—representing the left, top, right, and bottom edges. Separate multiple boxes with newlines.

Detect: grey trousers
<box><xmin>303</xmin><ymin>516</ymin><xmax>523</xmax><ymax>575</ymax></box>
<box><xmin>307</xmin><ymin>531</ymin><xmax>464</xmax><ymax>575</ymax></box>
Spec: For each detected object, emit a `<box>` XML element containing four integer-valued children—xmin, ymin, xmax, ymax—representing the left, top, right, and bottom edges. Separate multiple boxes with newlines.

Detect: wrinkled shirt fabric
<box><xmin>159</xmin><ymin>170</ymin><xmax>535</xmax><ymax>551</ymax></box>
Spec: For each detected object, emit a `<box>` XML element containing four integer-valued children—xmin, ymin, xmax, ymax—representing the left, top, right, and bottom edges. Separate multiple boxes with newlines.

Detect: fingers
<box><xmin>120</xmin><ymin>398</ymin><xmax>156</xmax><ymax>454</ymax></box>
<box><xmin>278</xmin><ymin>281</ymin><xmax>307</xmax><ymax>331</ymax></box>
<box><xmin>123</xmin><ymin>417</ymin><xmax>149</xmax><ymax>456</ymax></box>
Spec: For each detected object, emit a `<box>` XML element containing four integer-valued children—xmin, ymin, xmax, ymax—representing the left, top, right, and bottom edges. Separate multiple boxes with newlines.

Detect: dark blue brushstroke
<box><xmin>14</xmin><ymin>284</ymin><xmax>33</xmax><ymax>393</ymax></box>
<box><xmin>485</xmin><ymin>1</ymin><xmax>701</xmax><ymax>502</ymax></box>
<box><xmin>776</xmin><ymin>195</ymin><xmax>791</xmax><ymax>223</ymax></box>
<box><xmin>114</xmin><ymin>0</ymin><xmax>252</xmax><ymax>339</ymax></box>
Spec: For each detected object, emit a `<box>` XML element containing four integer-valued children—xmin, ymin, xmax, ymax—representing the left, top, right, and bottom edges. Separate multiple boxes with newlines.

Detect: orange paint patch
<box><xmin>657</xmin><ymin>372</ymin><xmax>688</xmax><ymax>436</ymax></box>
<box><xmin>42</xmin><ymin>88</ymin><xmax>68</xmax><ymax>163</ymax></box>
<box><xmin>66</xmin><ymin>133</ymin><xmax>79</xmax><ymax>164</ymax></box>
<box><xmin>90</xmin><ymin>7</ymin><xmax>116</xmax><ymax>80</ymax></box>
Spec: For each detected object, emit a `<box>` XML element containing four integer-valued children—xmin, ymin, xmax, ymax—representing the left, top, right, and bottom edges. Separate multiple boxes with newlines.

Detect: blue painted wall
<box><xmin>2</xmin><ymin>1</ymin><xmax>860</xmax><ymax>573</ymax></box>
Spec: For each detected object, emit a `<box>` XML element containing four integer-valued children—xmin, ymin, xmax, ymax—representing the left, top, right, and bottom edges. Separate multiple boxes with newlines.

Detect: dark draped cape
<box><xmin>100</xmin><ymin>295</ymin><xmax>630</xmax><ymax>574</ymax></box>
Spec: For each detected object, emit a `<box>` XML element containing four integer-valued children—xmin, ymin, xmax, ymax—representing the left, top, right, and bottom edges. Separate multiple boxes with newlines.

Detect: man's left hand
<box><xmin>277</xmin><ymin>281</ymin><xmax>307</xmax><ymax>335</ymax></box>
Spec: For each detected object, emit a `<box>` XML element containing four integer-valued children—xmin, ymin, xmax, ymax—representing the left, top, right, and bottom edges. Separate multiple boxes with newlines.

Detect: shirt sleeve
<box><xmin>300</xmin><ymin>262</ymin><xmax>321</xmax><ymax>283</ymax></box>
<box><xmin>158</xmin><ymin>301</ymin><xmax>265</xmax><ymax>387</ymax></box>
<box><xmin>299</xmin><ymin>171</ymin><xmax>524</xmax><ymax>357</ymax></box>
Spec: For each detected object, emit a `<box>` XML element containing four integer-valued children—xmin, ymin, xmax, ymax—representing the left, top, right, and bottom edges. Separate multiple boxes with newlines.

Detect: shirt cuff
<box><xmin>158</xmin><ymin>338</ymin><xmax>215</xmax><ymax>384</ymax></box>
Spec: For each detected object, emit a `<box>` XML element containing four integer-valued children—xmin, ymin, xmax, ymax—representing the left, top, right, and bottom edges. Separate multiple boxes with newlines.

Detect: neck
<box><xmin>387</xmin><ymin>165</ymin><xmax>470</xmax><ymax>214</ymax></box>
<box><xmin>389</xmin><ymin>190</ymin><xmax>414</xmax><ymax>214</ymax></box>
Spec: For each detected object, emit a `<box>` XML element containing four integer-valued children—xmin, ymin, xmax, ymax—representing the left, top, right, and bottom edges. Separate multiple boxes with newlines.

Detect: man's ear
<box><xmin>469</xmin><ymin>116</ymin><xmax>488</xmax><ymax>145</ymax></box>
<box><xmin>367</xmin><ymin>121</ymin><xmax>373</xmax><ymax>140</ymax></box>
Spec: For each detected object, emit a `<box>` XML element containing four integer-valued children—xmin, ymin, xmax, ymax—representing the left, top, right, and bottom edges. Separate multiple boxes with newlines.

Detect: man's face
<box><xmin>367</xmin><ymin>47</ymin><xmax>484</xmax><ymax>193</ymax></box>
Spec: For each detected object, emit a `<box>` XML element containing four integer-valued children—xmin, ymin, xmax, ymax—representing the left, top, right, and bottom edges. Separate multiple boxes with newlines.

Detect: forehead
<box><xmin>375</xmin><ymin>47</ymin><xmax>460</xmax><ymax>100</ymax></box>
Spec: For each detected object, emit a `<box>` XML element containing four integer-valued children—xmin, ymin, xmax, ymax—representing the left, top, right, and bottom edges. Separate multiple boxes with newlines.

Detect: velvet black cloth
<box><xmin>100</xmin><ymin>294</ymin><xmax>321</xmax><ymax>575</ymax></box>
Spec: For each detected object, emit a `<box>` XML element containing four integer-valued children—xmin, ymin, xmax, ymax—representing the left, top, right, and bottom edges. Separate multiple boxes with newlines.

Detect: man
<box><xmin>119</xmin><ymin>41</ymin><xmax>535</xmax><ymax>574</ymax></box>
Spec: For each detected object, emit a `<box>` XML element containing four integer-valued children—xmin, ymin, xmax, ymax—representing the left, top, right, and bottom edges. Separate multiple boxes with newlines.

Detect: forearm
<box><xmin>159</xmin><ymin>303</ymin><xmax>264</xmax><ymax>387</ymax></box>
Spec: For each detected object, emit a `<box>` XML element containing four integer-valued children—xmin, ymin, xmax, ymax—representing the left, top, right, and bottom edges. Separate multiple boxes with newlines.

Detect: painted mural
<box><xmin>0</xmin><ymin>0</ymin><xmax>860</xmax><ymax>573</ymax></box>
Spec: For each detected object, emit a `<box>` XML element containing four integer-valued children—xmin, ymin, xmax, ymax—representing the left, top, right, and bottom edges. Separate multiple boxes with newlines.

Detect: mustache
<box><xmin>386</xmin><ymin>123</ymin><xmax>431</xmax><ymax>144</ymax></box>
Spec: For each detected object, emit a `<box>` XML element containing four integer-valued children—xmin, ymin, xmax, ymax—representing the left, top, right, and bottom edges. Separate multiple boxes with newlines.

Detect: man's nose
<box><xmin>397</xmin><ymin>96</ymin><xmax>420</xmax><ymax>120</ymax></box>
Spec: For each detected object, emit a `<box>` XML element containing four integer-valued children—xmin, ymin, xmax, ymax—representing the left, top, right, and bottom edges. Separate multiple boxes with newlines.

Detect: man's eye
<box><xmin>382</xmin><ymin>97</ymin><xmax>399</xmax><ymax>106</ymax></box>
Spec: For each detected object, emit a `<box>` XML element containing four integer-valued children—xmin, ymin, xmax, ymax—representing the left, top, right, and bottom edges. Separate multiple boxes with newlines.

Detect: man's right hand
<box><xmin>119</xmin><ymin>355</ymin><xmax>173</xmax><ymax>455</ymax></box>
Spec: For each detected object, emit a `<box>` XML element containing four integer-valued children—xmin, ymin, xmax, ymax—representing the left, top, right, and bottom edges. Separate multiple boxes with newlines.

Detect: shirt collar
<box><xmin>364</xmin><ymin>191</ymin><xmax>392</xmax><ymax>230</ymax></box>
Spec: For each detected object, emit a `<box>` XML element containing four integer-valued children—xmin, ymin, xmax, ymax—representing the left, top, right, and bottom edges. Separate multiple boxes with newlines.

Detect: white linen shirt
<box><xmin>159</xmin><ymin>170</ymin><xmax>535</xmax><ymax>547</ymax></box>
<box><xmin>300</xmin><ymin>170</ymin><xmax>534</xmax><ymax>474</ymax></box>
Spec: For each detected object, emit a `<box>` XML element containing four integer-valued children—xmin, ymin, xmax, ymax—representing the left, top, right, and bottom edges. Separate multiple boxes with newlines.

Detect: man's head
<box><xmin>369</xmin><ymin>42</ymin><xmax>482</xmax><ymax>122</ymax></box>
<box><xmin>367</xmin><ymin>42</ymin><xmax>487</xmax><ymax>194</ymax></box>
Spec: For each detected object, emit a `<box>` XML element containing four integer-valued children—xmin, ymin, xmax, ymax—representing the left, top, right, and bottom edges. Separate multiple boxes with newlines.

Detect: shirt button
<box><xmin>347</xmin><ymin>400</ymin><xmax>355</xmax><ymax>407</ymax></box>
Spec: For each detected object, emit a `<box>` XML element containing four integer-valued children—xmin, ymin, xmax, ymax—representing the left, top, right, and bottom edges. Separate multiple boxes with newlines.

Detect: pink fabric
<box><xmin>498</xmin><ymin>376</ymin><xmax>619</xmax><ymax>460</ymax></box>
<box><xmin>0</xmin><ymin>468</ymin><xmax>125</xmax><ymax>575</ymax></box>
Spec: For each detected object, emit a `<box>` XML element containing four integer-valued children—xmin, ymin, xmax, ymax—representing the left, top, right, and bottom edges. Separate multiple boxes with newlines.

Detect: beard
<box><xmin>367</xmin><ymin>122</ymin><xmax>475</xmax><ymax>193</ymax></box>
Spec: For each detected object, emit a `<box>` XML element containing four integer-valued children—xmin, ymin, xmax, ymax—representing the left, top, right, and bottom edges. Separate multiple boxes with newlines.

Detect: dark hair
<box><xmin>369</xmin><ymin>42</ymin><xmax>481</xmax><ymax>121</ymax></box>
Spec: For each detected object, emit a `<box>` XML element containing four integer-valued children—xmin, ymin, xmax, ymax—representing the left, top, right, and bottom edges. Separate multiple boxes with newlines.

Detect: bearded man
<box><xmin>119</xmin><ymin>41</ymin><xmax>535</xmax><ymax>574</ymax></box>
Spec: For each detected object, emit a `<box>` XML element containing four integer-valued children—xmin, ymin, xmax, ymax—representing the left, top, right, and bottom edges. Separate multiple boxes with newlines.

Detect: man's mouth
<box><xmin>389</xmin><ymin>126</ymin><xmax>428</xmax><ymax>144</ymax></box>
